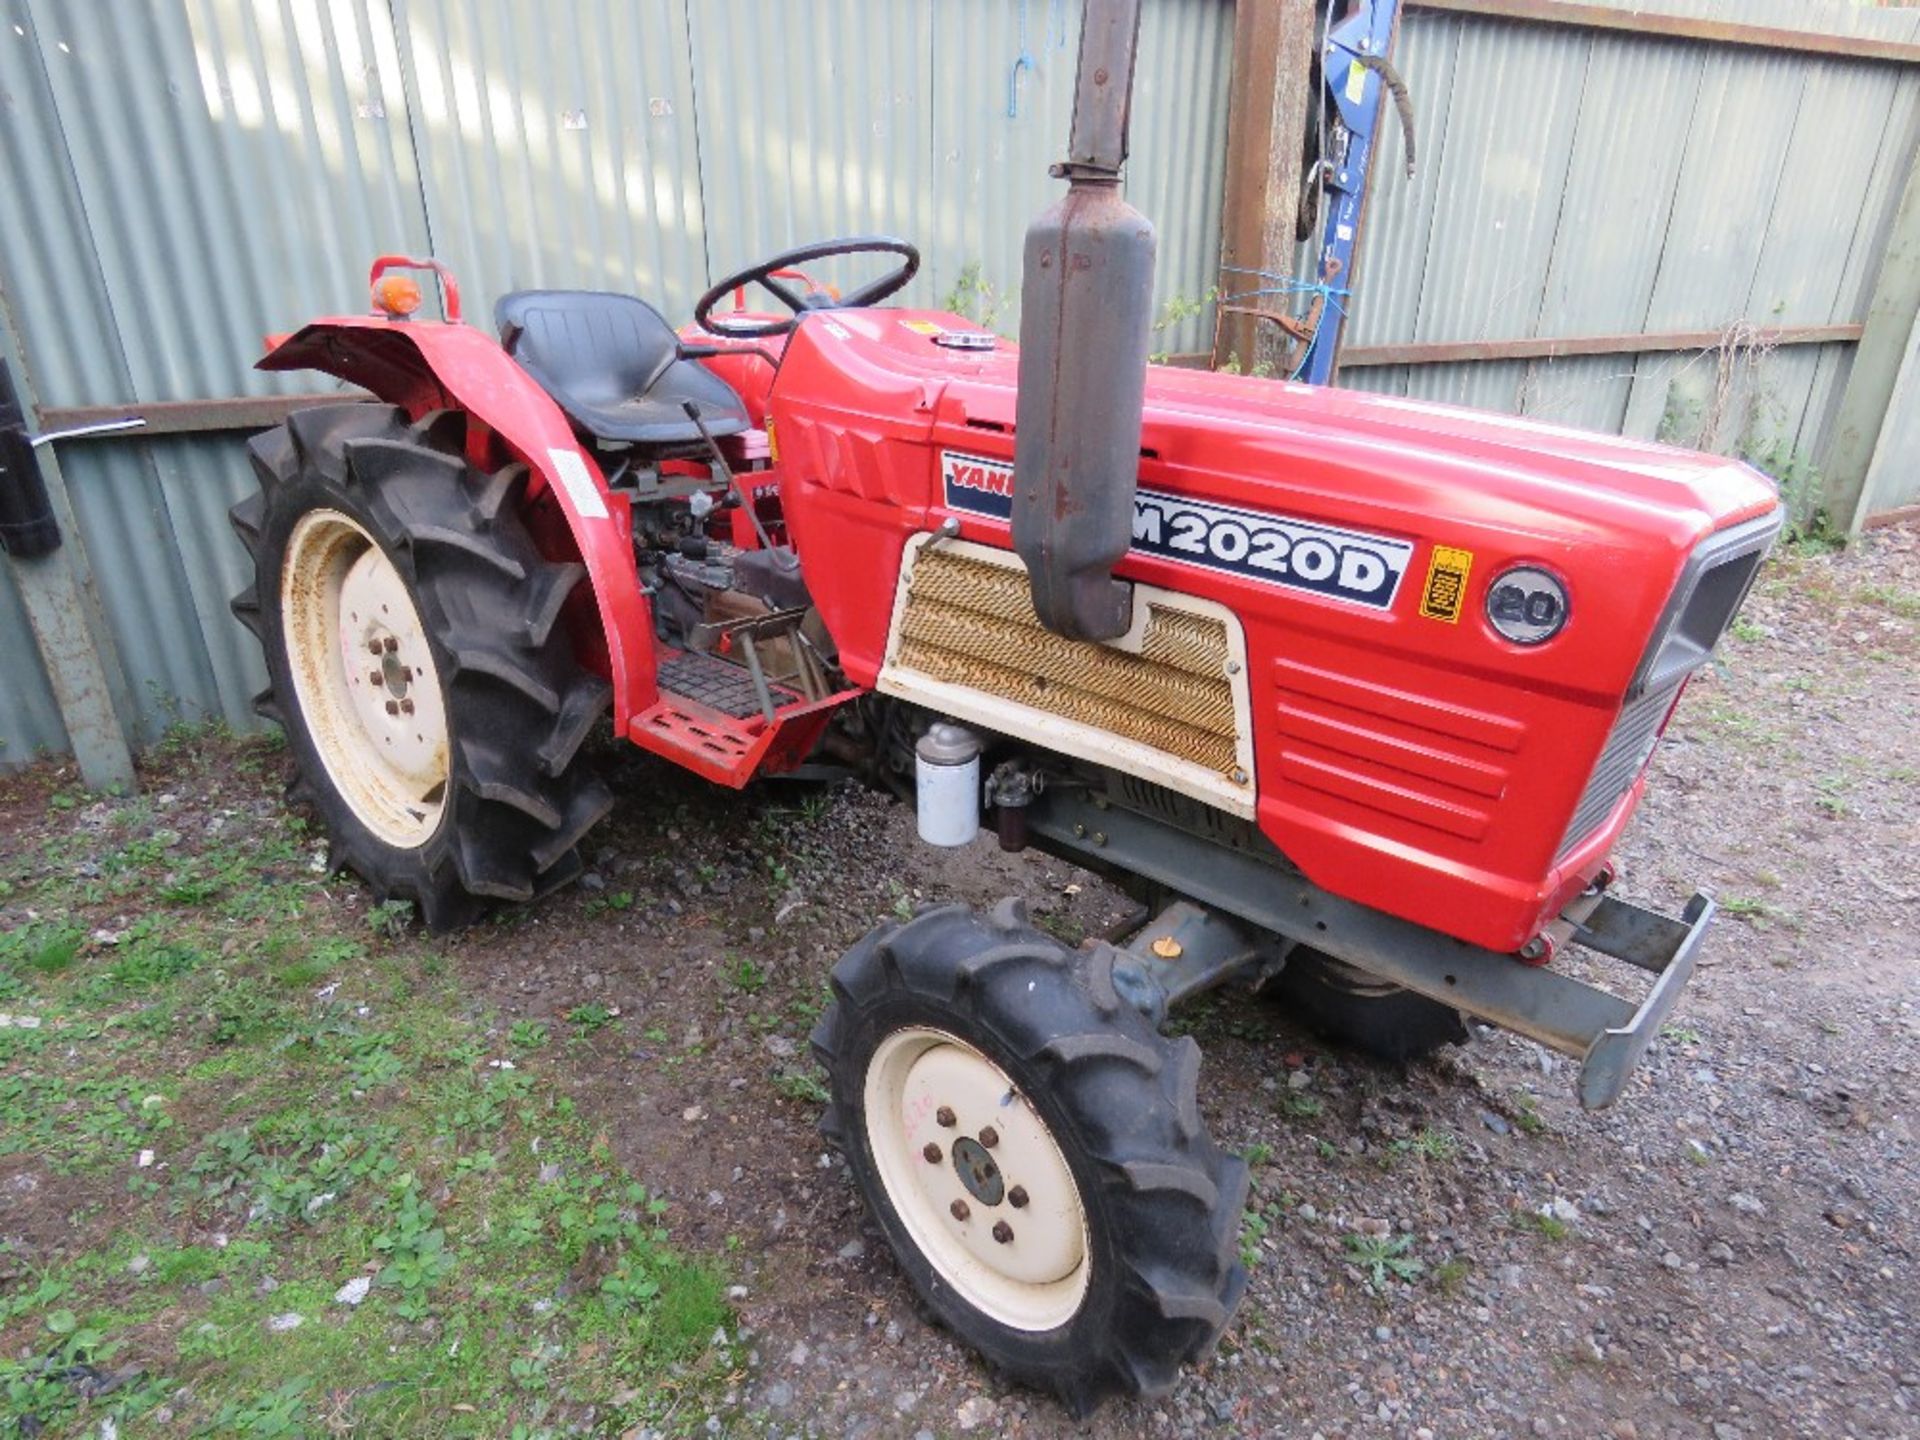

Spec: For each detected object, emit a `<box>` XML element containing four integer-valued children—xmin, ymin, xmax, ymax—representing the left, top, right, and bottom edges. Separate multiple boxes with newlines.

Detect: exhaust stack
<box><xmin>1012</xmin><ymin>0</ymin><xmax>1155</xmax><ymax>642</ymax></box>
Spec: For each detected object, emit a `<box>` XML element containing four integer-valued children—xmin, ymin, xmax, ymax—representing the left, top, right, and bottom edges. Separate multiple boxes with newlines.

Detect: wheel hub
<box><xmin>950</xmin><ymin>1136</ymin><xmax>1005</xmax><ymax>1207</ymax></box>
<box><xmin>864</xmin><ymin>1028</ymin><xmax>1090</xmax><ymax>1331</ymax></box>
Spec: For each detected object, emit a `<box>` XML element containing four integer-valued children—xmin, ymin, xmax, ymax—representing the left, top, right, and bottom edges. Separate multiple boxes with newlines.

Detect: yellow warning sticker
<box><xmin>1345</xmin><ymin>59</ymin><xmax>1368</xmax><ymax>103</ymax></box>
<box><xmin>902</xmin><ymin>319</ymin><xmax>944</xmax><ymax>336</ymax></box>
<box><xmin>1419</xmin><ymin>545</ymin><xmax>1473</xmax><ymax>623</ymax></box>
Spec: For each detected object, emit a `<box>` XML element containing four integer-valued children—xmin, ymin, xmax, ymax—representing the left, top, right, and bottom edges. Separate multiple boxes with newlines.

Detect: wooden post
<box><xmin>1821</xmin><ymin>143</ymin><xmax>1920</xmax><ymax>533</ymax></box>
<box><xmin>1213</xmin><ymin>0</ymin><xmax>1319</xmax><ymax>372</ymax></box>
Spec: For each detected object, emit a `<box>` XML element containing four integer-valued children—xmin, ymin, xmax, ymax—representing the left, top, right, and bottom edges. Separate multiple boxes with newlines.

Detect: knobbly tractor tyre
<box><xmin>1268</xmin><ymin>947</ymin><xmax>1471</xmax><ymax>1062</ymax></box>
<box><xmin>812</xmin><ymin>900</ymin><xmax>1249</xmax><ymax>1416</ymax></box>
<box><xmin>229</xmin><ymin>404</ymin><xmax>612</xmax><ymax>931</ymax></box>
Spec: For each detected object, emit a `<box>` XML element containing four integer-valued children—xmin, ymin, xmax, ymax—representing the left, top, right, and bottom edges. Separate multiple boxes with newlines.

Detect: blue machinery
<box><xmin>1304</xmin><ymin>0</ymin><xmax>1408</xmax><ymax>383</ymax></box>
<box><xmin>1224</xmin><ymin>0</ymin><xmax>1411</xmax><ymax>384</ymax></box>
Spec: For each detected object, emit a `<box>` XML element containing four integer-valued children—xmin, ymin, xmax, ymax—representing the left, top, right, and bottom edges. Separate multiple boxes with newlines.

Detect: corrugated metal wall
<box><xmin>0</xmin><ymin>0</ymin><xmax>1233</xmax><ymax>766</ymax></box>
<box><xmin>4</xmin><ymin>0</ymin><xmax>1917</xmax><ymax>768</ymax></box>
<box><xmin>1341</xmin><ymin>0</ymin><xmax>1920</xmax><ymax>527</ymax></box>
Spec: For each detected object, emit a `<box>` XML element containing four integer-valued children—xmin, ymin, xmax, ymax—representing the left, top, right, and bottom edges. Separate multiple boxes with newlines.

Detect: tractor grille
<box><xmin>893</xmin><ymin>547</ymin><xmax>1240</xmax><ymax>773</ymax></box>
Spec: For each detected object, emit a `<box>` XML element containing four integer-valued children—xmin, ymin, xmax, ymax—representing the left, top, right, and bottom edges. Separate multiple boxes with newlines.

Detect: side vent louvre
<box><xmin>1559</xmin><ymin>509</ymin><xmax>1779</xmax><ymax>857</ymax></box>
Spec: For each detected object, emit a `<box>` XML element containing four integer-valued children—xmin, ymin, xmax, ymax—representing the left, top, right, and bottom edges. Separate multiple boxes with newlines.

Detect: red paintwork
<box><xmin>765</xmin><ymin>309</ymin><xmax>1779</xmax><ymax>954</ymax></box>
<box><xmin>261</xmin><ymin>315</ymin><xmax>658</xmax><ymax>729</ymax></box>
<box><xmin>631</xmin><ymin>683</ymin><xmax>855</xmax><ymax>787</ymax></box>
<box><xmin>679</xmin><ymin>322</ymin><xmax>789</xmax><ymax>429</ymax></box>
<box><xmin>264</xmin><ymin>282</ymin><xmax>1777</xmax><ymax>957</ymax></box>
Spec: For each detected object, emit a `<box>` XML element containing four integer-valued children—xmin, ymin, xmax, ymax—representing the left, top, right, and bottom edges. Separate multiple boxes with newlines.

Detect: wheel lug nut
<box><xmin>978</xmin><ymin>1125</ymin><xmax>998</xmax><ymax>1149</ymax></box>
<box><xmin>384</xmin><ymin>700</ymin><xmax>399</xmax><ymax>716</ymax></box>
<box><xmin>1008</xmin><ymin>1185</ymin><xmax>1028</xmax><ymax>1208</ymax></box>
<box><xmin>935</xmin><ymin>1107</ymin><xmax>956</xmax><ymax>1128</ymax></box>
<box><xmin>367</xmin><ymin>639</ymin><xmax>383</xmax><ymax>656</ymax></box>
<box><xmin>400</xmin><ymin>698</ymin><xmax>415</xmax><ymax>716</ymax></box>
<box><xmin>992</xmin><ymin>1221</ymin><xmax>1014</xmax><ymax>1244</ymax></box>
<box><xmin>400</xmin><ymin>667</ymin><xmax>413</xmax><ymax>682</ymax></box>
<box><xmin>949</xmin><ymin>1199</ymin><xmax>970</xmax><ymax>1222</ymax></box>
<box><xmin>368</xmin><ymin>670</ymin><xmax>382</xmax><ymax>686</ymax></box>
<box><xmin>383</xmin><ymin>636</ymin><xmax>399</xmax><ymax>653</ymax></box>
<box><xmin>922</xmin><ymin>1142</ymin><xmax>942</xmax><ymax>1164</ymax></box>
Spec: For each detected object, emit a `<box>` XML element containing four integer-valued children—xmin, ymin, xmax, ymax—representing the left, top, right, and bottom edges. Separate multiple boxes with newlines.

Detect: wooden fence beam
<box><xmin>1407</xmin><ymin>0</ymin><xmax>1920</xmax><ymax>66</ymax></box>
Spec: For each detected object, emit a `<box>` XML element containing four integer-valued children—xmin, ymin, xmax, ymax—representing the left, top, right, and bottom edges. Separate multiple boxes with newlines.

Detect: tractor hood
<box><xmin>772</xmin><ymin>306</ymin><xmax>1780</xmax><ymax>709</ymax></box>
<box><xmin>797</xmin><ymin>307</ymin><xmax>1779</xmax><ymax>558</ymax></box>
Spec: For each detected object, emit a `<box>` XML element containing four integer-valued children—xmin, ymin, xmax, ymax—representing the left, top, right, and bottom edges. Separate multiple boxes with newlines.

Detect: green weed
<box><xmin>365</xmin><ymin>898</ymin><xmax>414</xmax><ymax>937</ymax></box>
<box><xmin>1343</xmin><ymin>1232</ymin><xmax>1424</xmax><ymax>1291</ymax></box>
<box><xmin>1514</xmin><ymin>1208</ymin><xmax>1571</xmax><ymax>1241</ymax></box>
<box><xmin>1430</xmin><ymin>1255</ymin><xmax>1472</xmax><ymax>1294</ymax></box>
<box><xmin>507</xmin><ymin>1020</ymin><xmax>550</xmax><ymax>1052</ymax></box>
<box><xmin>1277</xmin><ymin>1091</ymin><xmax>1325</xmax><ymax>1121</ymax></box>
<box><xmin>726</xmin><ymin>957</ymin><xmax>768</xmax><ymax>994</ymax></box>
<box><xmin>1389</xmin><ymin>1127</ymin><xmax>1459</xmax><ymax>1164</ymax></box>
<box><xmin>567</xmin><ymin>1002</ymin><xmax>616</xmax><ymax>1036</ymax></box>
<box><xmin>771</xmin><ymin>1066</ymin><xmax>829</xmax><ymax>1105</ymax></box>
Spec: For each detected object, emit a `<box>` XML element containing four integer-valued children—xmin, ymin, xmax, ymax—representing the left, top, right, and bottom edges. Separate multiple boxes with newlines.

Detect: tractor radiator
<box><xmin>879</xmin><ymin>537</ymin><xmax>1255</xmax><ymax>817</ymax></box>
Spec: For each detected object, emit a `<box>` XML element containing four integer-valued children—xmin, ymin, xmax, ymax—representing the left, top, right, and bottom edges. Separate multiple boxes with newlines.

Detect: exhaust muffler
<box><xmin>1012</xmin><ymin>0</ymin><xmax>1156</xmax><ymax>642</ymax></box>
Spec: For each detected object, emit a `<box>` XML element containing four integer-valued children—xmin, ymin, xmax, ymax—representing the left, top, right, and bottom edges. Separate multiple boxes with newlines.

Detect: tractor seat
<box><xmin>495</xmin><ymin>290</ymin><xmax>750</xmax><ymax>449</ymax></box>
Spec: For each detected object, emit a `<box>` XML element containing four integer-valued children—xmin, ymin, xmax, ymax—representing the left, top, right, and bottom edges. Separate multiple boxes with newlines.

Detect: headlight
<box><xmin>1486</xmin><ymin>566</ymin><xmax>1569</xmax><ymax>645</ymax></box>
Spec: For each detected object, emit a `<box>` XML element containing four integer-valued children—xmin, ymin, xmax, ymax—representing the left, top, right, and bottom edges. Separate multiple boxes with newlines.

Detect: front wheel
<box><xmin>812</xmin><ymin>902</ymin><xmax>1248</xmax><ymax>1416</ymax></box>
<box><xmin>1267</xmin><ymin>947</ymin><xmax>1472</xmax><ymax>1062</ymax></box>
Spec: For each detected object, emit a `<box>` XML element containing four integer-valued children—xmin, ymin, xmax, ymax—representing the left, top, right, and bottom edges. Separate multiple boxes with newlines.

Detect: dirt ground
<box><xmin>4</xmin><ymin>526</ymin><xmax>1916</xmax><ymax>1438</ymax></box>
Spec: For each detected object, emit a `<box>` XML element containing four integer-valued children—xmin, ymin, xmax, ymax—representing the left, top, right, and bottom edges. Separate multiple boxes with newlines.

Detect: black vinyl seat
<box><xmin>495</xmin><ymin>290</ymin><xmax>750</xmax><ymax>449</ymax></box>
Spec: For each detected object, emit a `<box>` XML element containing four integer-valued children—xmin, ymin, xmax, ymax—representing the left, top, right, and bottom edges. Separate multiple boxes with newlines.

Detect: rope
<box><xmin>1008</xmin><ymin>0</ymin><xmax>1036</xmax><ymax>118</ymax></box>
<box><xmin>1219</xmin><ymin>267</ymin><xmax>1352</xmax><ymax>379</ymax></box>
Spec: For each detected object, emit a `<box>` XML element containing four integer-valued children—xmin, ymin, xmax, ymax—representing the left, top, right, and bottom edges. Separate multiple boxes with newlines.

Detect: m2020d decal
<box><xmin>940</xmin><ymin>451</ymin><xmax>1413</xmax><ymax>610</ymax></box>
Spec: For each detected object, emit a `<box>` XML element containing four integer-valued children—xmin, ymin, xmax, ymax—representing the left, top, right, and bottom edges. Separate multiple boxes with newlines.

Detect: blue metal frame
<box><xmin>1301</xmin><ymin>0</ymin><xmax>1403</xmax><ymax>385</ymax></box>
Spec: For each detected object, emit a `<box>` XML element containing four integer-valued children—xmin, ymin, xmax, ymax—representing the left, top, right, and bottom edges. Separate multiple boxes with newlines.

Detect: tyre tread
<box><xmin>818</xmin><ymin>901</ymin><xmax>1247</xmax><ymax>1416</ymax></box>
<box><xmin>227</xmin><ymin>403</ymin><xmax>612</xmax><ymax>934</ymax></box>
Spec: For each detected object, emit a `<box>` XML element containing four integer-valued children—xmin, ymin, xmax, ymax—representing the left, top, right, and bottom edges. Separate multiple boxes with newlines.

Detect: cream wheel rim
<box><xmin>864</xmin><ymin>1027</ymin><xmax>1091</xmax><ymax>1332</ymax></box>
<box><xmin>280</xmin><ymin>508</ymin><xmax>450</xmax><ymax>849</ymax></box>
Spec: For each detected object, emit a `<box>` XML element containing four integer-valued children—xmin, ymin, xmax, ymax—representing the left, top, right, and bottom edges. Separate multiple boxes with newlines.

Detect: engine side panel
<box><xmin>771</xmin><ymin>310</ymin><xmax>1779</xmax><ymax>954</ymax></box>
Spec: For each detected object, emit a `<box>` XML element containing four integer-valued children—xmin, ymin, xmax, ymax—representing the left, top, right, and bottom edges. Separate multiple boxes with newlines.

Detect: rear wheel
<box><xmin>1267</xmin><ymin>948</ymin><xmax>1471</xmax><ymax>1062</ymax></box>
<box><xmin>229</xmin><ymin>404</ymin><xmax>612</xmax><ymax>931</ymax></box>
<box><xmin>813</xmin><ymin>901</ymin><xmax>1248</xmax><ymax>1416</ymax></box>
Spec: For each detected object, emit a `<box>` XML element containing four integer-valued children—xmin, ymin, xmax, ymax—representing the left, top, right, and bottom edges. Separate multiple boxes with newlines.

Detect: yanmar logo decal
<box><xmin>941</xmin><ymin>452</ymin><xmax>1017</xmax><ymax>519</ymax></box>
<box><xmin>939</xmin><ymin>451</ymin><xmax>1411</xmax><ymax>610</ymax></box>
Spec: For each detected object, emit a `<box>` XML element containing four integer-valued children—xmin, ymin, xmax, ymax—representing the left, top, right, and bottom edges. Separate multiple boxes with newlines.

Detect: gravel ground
<box><xmin>5</xmin><ymin>527</ymin><xmax>1915</xmax><ymax>1438</ymax></box>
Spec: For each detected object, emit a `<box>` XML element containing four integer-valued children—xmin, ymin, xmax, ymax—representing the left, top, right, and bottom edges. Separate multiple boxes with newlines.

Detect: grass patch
<box><xmin>0</xmin><ymin>770</ymin><xmax>734</xmax><ymax>1437</ymax></box>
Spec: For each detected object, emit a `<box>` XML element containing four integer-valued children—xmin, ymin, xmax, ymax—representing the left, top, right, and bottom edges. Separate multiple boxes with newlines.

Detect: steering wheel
<box><xmin>694</xmin><ymin>236</ymin><xmax>920</xmax><ymax>339</ymax></box>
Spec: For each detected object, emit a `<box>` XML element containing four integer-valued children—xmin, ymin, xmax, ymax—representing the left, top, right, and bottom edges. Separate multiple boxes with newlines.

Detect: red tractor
<box><xmin>231</xmin><ymin>0</ymin><xmax>1778</xmax><ymax>1415</ymax></box>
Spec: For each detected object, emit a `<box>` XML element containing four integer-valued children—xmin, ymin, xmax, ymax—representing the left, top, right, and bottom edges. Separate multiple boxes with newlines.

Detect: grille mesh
<box><xmin>895</xmin><ymin>548</ymin><xmax>1239</xmax><ymax>772</ymax></box>
<box><xmin>1558</xmin><ymin>676</ymin><xmax>1682</xmax><ymax>857</ymax></box>
<box><xmin>1556</xmin><ymin>525</ymin><xmax>1776</xmax><ymax>859</ymax></box>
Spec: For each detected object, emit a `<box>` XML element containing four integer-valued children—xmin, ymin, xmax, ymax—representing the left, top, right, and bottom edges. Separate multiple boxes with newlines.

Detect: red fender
<box><xmin>258</xmin><ymin>313</ymin><xmax>657</xmax><ymax>732</ymax></box>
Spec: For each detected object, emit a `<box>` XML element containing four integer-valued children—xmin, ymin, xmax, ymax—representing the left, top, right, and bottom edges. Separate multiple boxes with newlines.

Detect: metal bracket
<box><xmin>1027</xmin><ymin>786</ymin><xmax>1713</xmax><ymax>1110</ymax></box>
<box><xmin>1106</xmin><ymin>900</ymin><xmax>1278</xmax><ymax>1023</ymax></box>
